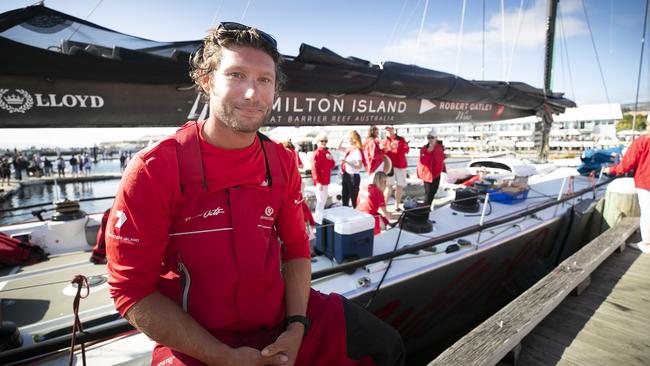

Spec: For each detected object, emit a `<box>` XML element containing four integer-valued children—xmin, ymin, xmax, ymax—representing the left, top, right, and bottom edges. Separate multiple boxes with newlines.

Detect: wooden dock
<box><xmin>518</xmin><ymin>230</ymin><xmax>650</xmax><ymax>365</ymax></box>
<box><xmin>430</xmin><ymin>217</ymin><xmax>647</xmax><ymax>366</ymax></box>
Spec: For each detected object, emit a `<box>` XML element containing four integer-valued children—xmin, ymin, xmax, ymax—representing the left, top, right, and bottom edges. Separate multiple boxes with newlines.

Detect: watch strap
<box><xmin>285</xmin><ymin>315</ymin><xmax>310</xmax><ymax>336</ymax></box>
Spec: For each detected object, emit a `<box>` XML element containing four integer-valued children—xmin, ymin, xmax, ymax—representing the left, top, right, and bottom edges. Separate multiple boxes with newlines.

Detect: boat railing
<box><xmin>312</xmin><ymin>178</ymin><xmax>610</xmax><ymax>279</ymax></box>
<box><xmin>429</xmin><ymin>216</ymin><xmax>640</xmax><ymax>366</ymax></box>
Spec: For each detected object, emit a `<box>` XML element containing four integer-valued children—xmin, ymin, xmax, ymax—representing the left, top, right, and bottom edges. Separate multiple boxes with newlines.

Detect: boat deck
<box><xmin>518</xmin><ymin>231</ymin><xmax>650</xmax><ymax>366</ymax></box>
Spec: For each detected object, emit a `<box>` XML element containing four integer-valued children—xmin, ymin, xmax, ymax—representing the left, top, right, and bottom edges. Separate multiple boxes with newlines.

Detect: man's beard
<box><xmin>213</xmin><ymin>100</ymin><xmax>271</xmax><ymax>133</ymax></box>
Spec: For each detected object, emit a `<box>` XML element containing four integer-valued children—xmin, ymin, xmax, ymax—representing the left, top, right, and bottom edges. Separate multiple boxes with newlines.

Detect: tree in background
<box><xmin>616</xmin><ymin>114</ymin><xmax>647</xmax><ymax>132</ymax></box>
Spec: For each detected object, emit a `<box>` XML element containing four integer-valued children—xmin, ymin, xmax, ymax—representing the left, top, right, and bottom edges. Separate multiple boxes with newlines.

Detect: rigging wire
<box><xmin>209</xmin><ymin>0</ymin><xmax>224</xmax><ymax>27</ymax></box>
<box><xmin>580</xmin><ymin>0</ymin><xmax>611</xmax><ymax>104</ymax></box>
<box><xmin>500</xmin><ymin>0</ymin><xmax>506</xmax><ymax>80</ymax></box>
<box><xmin>506</xmin><ymin>0</ymin><xmax>528</xmax><ymax>82</ymax></box>
<box><xmin>413</xmin><ymin>0</ymin><xmax>430</xmax><ymax>65</ymax></box>
<box><xmin>482</xmin><ymin>0</ymin><xmax>486</xmax><ymax>80</ymax></box>
<box><xmin>632</xmin><ymin>0</ymin><xmax>650</xmax><ymax>136</ymax></box>
<box><xmin>239</xmin><ymin>0</ymin><xmax>253</xmax><ymax>22</ymax></box>
<box><xmin>558</xmin><ymin>8</ymin><xmax>577</xmax><ymax>101</ymax></box>
<box><xmin>66</xmin><ymin>0</ymin><xmax>103</xmax><ymax>41</ymax></box>
<box><xmin>380</xmin><ymin>0</ymin><xmax>409</xmax><ymax>62</ymax></box>
<box><xmin>454</xmin><ymin>0</ymin><xmax>467</xmax><ymax>77</ymax></box>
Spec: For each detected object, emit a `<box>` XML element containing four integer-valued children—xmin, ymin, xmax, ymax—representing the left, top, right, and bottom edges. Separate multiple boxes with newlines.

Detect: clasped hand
<box><xmin>225</xmin><ymin>326</ymin><xmax>303</xmax><ymax>366</ymax></box>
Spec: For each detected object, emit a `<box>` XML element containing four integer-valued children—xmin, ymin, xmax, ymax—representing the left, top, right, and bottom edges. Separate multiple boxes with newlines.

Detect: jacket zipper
<box><xmin>178</xmin><ymin>260</ymin><xmax>191</xmax><ymax>312</ymax></box>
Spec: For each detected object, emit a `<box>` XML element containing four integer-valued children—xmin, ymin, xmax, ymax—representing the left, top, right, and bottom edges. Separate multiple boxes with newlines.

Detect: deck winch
<box><xmin>51</xmin><ymin>200</ymin><xmax>86</xmax><ymax>221</ymax></box>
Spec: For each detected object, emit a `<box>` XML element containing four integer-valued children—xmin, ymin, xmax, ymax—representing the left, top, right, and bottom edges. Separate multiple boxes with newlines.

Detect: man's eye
<box><xmin>229</xmin><ymin>72</ymin><xmax>244</xmax><ymax>79</ymax></box>
<box><xmin>260</xmin><ymin>77</ymin><xmax>272</xmax><ymax>84</ymax></box>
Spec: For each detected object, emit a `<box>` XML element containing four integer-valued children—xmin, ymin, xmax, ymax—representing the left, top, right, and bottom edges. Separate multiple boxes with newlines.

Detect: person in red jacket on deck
<box><xmin>417</xmin><ymin>129</ymin><xmax>446</xmax><ymax>208</ymax></box>
<box><xmin>357</xmin><ymin>172</ymin><xmax>390</xmax><ymax>235</ymax></box>
<box><xmin>106</xmin><ymin>22</ymin><xmax>403</xmax><ymax>366</ymax></box>
<box><xmin>382</xmin><ymin>126</ymin><xmax>410</xmax><ymax>211</ymax></box>
<box><xmin>311</xmin><ymin>132</ymin><xmax>336</xmax><ymax>219</ymax></box>
<box><xmin>363</xmin><ymin>125</ymin><xmax>385</xmax><ymax>179</ymax></box>
<box><xmin>604</xmin><ymin>125</ymin><xmax>650</xmax><ymax>253</ymax></box>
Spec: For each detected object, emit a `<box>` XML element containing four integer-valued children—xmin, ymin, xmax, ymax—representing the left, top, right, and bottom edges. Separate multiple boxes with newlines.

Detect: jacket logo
<box><xmin>264</xmin><ymin>206</ymin><xmax>274</xmax><ymax>216</ymax></box>
<box><xmin>184</xmin><ymin>207</ymin><xmax>225</xmax><ymax>222</ymax></box>
<box><xmin>0</xmin><ymin>89</ymin><xmax>33</xmax><ymax>114</ymax></box>
<box><xmin>114</xmin><ymin>210</ymin><xmax>127</xmax><ymax>228</ymax></box>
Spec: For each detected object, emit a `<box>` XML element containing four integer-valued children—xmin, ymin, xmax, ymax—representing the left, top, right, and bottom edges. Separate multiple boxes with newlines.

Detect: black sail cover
<box><xmin>0</xmin><ymin>4</ymin><xmax>575</xmax><ymax>128</ymax></box>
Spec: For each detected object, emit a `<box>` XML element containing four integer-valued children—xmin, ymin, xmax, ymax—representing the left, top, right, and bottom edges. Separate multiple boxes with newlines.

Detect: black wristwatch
<box><xmin>285</xmin><ymin>315</ymin><xmax>310</xmax><ymax>336</ymax></box>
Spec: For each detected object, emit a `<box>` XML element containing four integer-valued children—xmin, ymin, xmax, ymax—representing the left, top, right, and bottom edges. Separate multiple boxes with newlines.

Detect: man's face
<box><xmin>386</xmin><ymin>127</ymin><xmax>396</xmax><ymax>137</ymax></box>
<box><xmin>205</xmin><ymin>45</ymin><xmax>276</xmax><ymax>133</ymax></box>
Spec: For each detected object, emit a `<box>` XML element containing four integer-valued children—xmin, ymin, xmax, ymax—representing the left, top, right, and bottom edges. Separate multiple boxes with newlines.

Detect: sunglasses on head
<box><xmin>218</xmin><ymin>22</ymin><xmax>278</xmax><ymax>48</ymax></box>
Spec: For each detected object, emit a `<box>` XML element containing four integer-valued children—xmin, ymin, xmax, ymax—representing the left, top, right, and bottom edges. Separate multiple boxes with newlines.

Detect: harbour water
<box><xmin>1</xmin><ymin>157</ymin><xmax>470</xmax><ymax>226</ymax></box>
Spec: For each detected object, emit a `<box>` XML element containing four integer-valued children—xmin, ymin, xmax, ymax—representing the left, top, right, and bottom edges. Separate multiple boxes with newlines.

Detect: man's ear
<box><xmin>200</xmin><ymin>74</ymin><xmax>212</xmax><ymax>96</ymax></box>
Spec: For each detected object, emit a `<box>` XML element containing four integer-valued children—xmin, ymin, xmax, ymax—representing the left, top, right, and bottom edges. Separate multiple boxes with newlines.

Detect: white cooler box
<box><xmin>315</xmin><ymin>206</ymin><xmax>375</xmax><ymax>263</ymax></box>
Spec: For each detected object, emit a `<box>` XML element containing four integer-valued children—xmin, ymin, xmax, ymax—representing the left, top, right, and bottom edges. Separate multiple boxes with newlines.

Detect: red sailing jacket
<box><xmin>363</xmin><ymin>137</ymin><xmax>385</xmax><ymax>174</ymax></box>
<box><xmin>417</xmin><ymin>144</ymin><xmax>445</xmax><ymax>183</ymax></box>
<box><xmin>356</xmin><ymin>184</ymin><xmax>388</xmax><ymax>235</ymax></box>
<box><xmin>107</xmin><ymin>121</ymin><xmax>310</xmax><ymax>332</ymax></box>
<box><xmin>609</xmin><ymin>134</ymin><xmax>650</xmax><ymax>190</ymax></box>
<box><xmin>382</xmin><ymin>136</ymin><xmax>409</xmax><ymax>169</ymax></box>
<box><xmin>311</xmin><ymin>147</ymin><xmax>336</xmax><ymax>185</ymax></box>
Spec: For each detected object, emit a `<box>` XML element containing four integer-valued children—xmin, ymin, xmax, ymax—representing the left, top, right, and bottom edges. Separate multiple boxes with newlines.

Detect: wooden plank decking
<box><xmin>518</xmin><ymin>231</ymin><xmax>650</xmax><ymax>365</ymax></box>
<box><xmin>430</xmin><ymin>217</ymin><xmax>646</xmax><ymax>366</ymax></box>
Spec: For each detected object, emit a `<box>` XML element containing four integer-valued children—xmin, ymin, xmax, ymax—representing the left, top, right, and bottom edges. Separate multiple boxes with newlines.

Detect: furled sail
<box><xmin>0</xmin><ymin>4</ymin><xmax>575</xmax><ymax>128</ymax></box>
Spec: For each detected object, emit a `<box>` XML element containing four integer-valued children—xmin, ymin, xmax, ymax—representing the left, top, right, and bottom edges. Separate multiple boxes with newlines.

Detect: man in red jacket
<box><xmin>106</xmin><ymin>22</ymin><xmax>403</xmax><ymax>366</ymax></box>
<box><xmin>311</xmin><ymin>132</ymin><xmax>336</xmax><ymax>219</ymax></box>
<box><xmin>605</xmin><ymin>126</ymin><xmax>650</xmax><ymax>253</ymax></box>
<box><xmin>382</xmin><ymin>126</ymin><xmax>410</xmax><ymax>211</ymax></box>
<box><xmin>417</xmin><ymin>130</ymin><xmax>446</xmax><ymax>208</ymax></box>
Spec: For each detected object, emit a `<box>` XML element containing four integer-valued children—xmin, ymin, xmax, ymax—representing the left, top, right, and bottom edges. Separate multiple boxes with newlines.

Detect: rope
<box><xmin>413</xmin><ymin>0</ymin><xmax>430</xmax><ymax>64</ymax></box>
<box><xmin>506</xmin><ymin>0</ymin><xmax>528</xmax><ymax>82</ymax></box>
<box><xmin>632</xmin><ymin>0</ymin><xmax>650</xmax><ymax>139</ymax></box>
<box><xmin>66</xmin><ymin>0</ymin><xmax>104</xmax><ymax>41</ymax></box>
<box><xmin>454</xmin><ymin>0</ymin><xmax>467</xmax><ymax>77</ymax></box>
<box><xmin>380</xmin><ymin>0</ymin><xmax>409</xmax><ymax>62</ymax></box>
<box><xmin>500</xmin><ymin>0</ymin><xmax>507</xmax><ymax>80</ymax></box>
<box><xmin>239</xmin><ymin>0</ymin><xmax>253</xmax><ymax>22</ymax></box>
<box><xmin>558</xmin><ymin>9</ymin><xmax>576</xmax><ymax>100</ymax></box>
<box><xmin>580</xmin><ymin>0</ymin><xmax>611</xmax><ymax>104</ymax></box>
<box><xmin>69</xmin><ymin>275</ymin><xmax>89</xmax><ymax>366</ymax></box>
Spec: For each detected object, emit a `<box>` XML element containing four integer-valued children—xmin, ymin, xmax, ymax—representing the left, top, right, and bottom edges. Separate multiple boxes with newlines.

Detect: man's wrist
<box><xmin>285</xmin><ymin>315</ymin><xmax>310</xmax><ymax>336</ymax></box>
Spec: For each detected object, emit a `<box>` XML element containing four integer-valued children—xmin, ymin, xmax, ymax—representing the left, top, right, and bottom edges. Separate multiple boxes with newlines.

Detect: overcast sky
<box><xmin>1</xmin><ymin>0</ymin><xmax>647</xmax><ymax>148</ymax></box>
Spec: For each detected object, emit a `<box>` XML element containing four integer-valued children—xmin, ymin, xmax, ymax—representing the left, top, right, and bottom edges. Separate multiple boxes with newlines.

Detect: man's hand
<box><xmin>260</xmin><ymin>324</ymin><xmax>304</xmax><ymax>366</ymax></box>
<box><xmin>226</xmin><ymin>346</ymin><xmax>289</xmax><ymax>366</ymax></box>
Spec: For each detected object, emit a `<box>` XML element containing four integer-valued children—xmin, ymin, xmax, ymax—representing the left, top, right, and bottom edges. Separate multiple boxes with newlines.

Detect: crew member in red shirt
<box><xmin>311</xmin><ymin>132</ymin><xmax>336</xmax><ymax>219</ymax></box>
<box><xmin>605</xmin><ymin>125</ymin><xmax>650</xmax><ymax>253</ymax></box>
<box><xmin>417</xmin><ymin>130</ymin><xmax>446</xmax><ymax>208</ymax></box>
<box><xmin>106</xmin><ymin>22</ymin><xmax>403</xmax><ymax>366</ymax></box>
<box><xmin>382</xmin><ymin>126</ymin><xmax>410</xmax><ymax>211</ymax></box>
<box><xmin>363</xmin><ymin>125</ymin><xmax>385</xmax><ymax>179</ymax></box>
<box><xmin>357</xmin><ymin>172</ymin><xmax>390</xmax><ymax>235</ymax></box>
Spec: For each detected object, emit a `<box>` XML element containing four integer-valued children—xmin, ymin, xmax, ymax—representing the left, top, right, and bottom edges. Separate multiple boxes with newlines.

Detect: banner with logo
<box><xmin>1</xmin><ymin>76</ymin><xmax>532</xmax><ymax>128</ymax></box>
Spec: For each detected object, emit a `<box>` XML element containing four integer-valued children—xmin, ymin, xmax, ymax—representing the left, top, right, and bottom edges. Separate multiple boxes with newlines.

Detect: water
<box><xmin>1</xmin><ymin>158</ymin><xmax>469</xmax><ymax>225</ymax></box>
<box><xmin>0</xmin><ymin>159</ymin><xmax>122</xmax><ymax>225</ymax></box>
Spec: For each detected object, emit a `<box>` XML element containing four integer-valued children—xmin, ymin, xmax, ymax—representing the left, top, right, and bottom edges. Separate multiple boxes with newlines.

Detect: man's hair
<box><xmin>189</xmin><ymin>25</ymin><xmax>286</xmax><ymax>99</ymax></box>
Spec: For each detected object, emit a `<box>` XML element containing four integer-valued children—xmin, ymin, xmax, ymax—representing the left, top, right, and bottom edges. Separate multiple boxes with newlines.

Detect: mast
<box><xmin>537</xmin><ymin>0</ymin><xmax>559</xmax><ymax>162</ymax></box>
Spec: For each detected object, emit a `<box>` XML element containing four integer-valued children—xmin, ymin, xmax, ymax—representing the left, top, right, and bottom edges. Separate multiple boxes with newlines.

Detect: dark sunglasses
<box><xmin>320</xmin><ymin>139</ymin><xmax>328</xmax><ymax>142</ymax></box>
<box><xmin>218</xmin><ymin>22</ymin><xmax>278</xmax><ymax>48</ymax></box>
<box><xmin>427</xmin><ymin>136</ymin><xmax>436</xmax><ymax>139</ymax></box>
